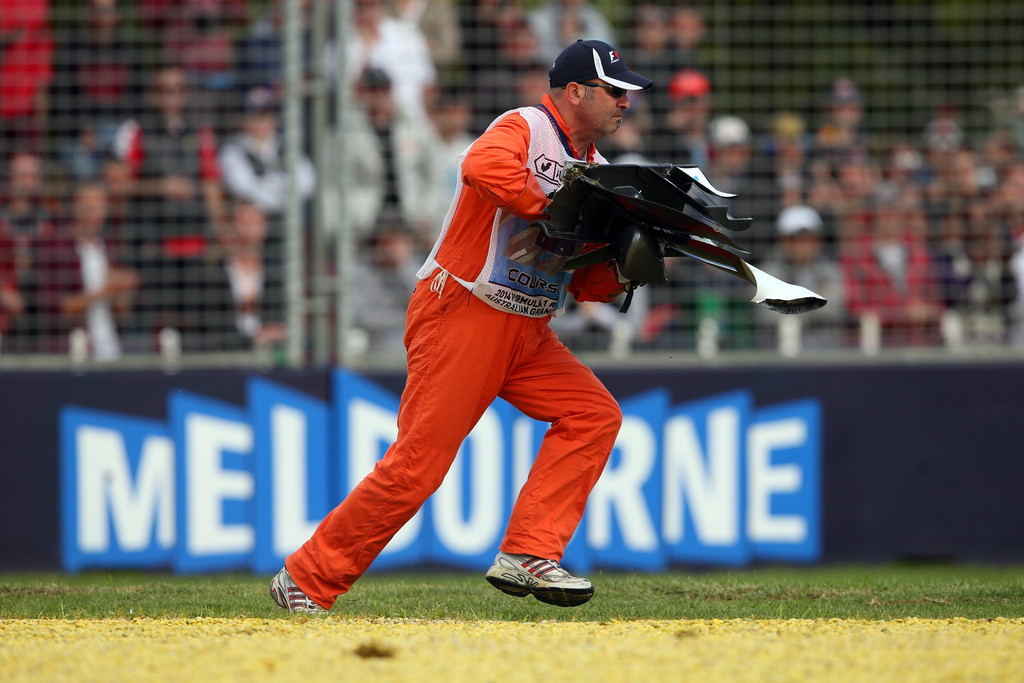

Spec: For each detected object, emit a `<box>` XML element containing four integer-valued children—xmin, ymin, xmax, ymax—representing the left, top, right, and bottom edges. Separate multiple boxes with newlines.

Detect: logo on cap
<box><xmin>548</xmin><ymin>39</ymin><xmax>653</xmax><ymax>91</ymax></box>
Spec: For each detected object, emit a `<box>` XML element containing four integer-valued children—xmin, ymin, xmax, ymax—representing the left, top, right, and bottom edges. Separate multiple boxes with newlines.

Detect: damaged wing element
<box><xmin>532</xmin><ymin>162</ymin><xmax>827</xmax><ymax>314</ymax></box>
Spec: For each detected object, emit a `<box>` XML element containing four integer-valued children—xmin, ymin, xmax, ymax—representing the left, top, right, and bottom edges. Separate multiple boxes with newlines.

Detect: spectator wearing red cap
<box><xmin>650</xmin><ymin>68</ymin><xmax>712</xmax><ymax>165</ymax></box>
<box><xmin>0</xmin><ymin>0</ymin><xmax>54</xmax><ymax>156</ymax></box>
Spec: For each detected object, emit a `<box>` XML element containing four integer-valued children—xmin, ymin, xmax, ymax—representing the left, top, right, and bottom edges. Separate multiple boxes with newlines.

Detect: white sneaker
<box><xmin>485</xmin><ymin>551</ymin><xmax>594</xmax><ymax>607</ymax></box>
<box><xmin>269</xmin><ymin>567</ymin><xmax>327</xmax><ymax>613</ymax></box>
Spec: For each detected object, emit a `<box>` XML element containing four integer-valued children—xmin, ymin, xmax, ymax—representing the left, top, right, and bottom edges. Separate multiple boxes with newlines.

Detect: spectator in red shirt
<box><xmin>840</xmin><ymin>195</ymin><xmax>943</xmax><ymax>346</ymax></box>
<box><xmin>35</xmin><ymin>181</ymin><xmax>140</xmax><ymax>357</ymax></box>
<box><xmin>0</xmin><ymin>219</ymin><xmax>24</xmax><ymax>341</ymax></box>
<box><xmin>114</xmin><ymin>63</ymin><xmax>227</xmax><ymax>347</ymax></box>
<box><xmin>1</xmin><ymin>150</ymin><xmax>57</xmax><ymax>269</ymax></box>
<box><xmin>0</xmin><ymin>149</ymin><xmax>60</xmax><ymax>350</ymax></box>
<box><xmin>0</xmin><ymin>0</ymin><xmax>54</xmax><ymax>156</ymax></box>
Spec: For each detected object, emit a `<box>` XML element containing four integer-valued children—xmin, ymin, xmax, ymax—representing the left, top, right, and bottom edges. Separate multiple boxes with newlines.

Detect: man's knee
<box><xmin>368</xmin><ymin>441</ymin><xmax>459</xmax><ymax>501</ymax></box>
<box><xmin>594</xmin><ymin>393</ymin><xmax>623</xmax><ymax>447</ymax></box>
<box><xmin>560</xmin><ymin>390</ymin><xmax>622</xmax><ymax>449</ymax></box>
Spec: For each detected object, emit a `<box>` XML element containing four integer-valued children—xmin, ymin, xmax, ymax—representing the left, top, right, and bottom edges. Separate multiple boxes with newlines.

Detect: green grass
<box><xmin>2</xmin><ymin>565</ymin><xmax>1022</xmax><ymax>621</ymax></box>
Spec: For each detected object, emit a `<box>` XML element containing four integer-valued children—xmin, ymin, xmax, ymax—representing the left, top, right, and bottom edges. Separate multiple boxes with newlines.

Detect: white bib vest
<box><xmin>418</xmin><ymin>104</ymin><xmax>607</xmax><ymax>318</ymax></box>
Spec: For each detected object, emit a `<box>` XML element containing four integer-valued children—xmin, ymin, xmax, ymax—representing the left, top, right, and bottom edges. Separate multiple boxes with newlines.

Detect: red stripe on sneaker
<box><xmin>529</xmin><ymin>560</ymin><xmax>555</xmax><ymax>576</ymax></box>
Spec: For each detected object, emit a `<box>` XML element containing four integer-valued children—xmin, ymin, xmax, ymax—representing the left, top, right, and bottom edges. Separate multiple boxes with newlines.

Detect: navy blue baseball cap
<box><xmin>549</xmin><ymin>39</ymin><xmax>653</xmax><ymax>91</ymax></box>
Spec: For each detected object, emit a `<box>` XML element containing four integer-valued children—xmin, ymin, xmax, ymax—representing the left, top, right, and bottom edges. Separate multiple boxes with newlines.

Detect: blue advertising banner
<box><xmin>55</xmin><ymin>368</ymin><xmax>823</xmax><ymax>574</ymax></box>
<box><xmin>249</xmin><ymin>378</ymin><xmax>332</xmax><ymax>575</ymax></box>
<box><xmin>5</xmin><ymin>363</ymin><xmax>1024</xmax><ymax>571</ymax></box>
<box><xmin>60</xmin><ymin>408</ymin><xmax>175</xmax><ymax>573</ymax></box>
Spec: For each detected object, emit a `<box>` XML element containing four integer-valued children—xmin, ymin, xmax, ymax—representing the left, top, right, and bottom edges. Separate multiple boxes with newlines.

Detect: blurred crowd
<box><xmin>2</xmin><ymin>0</ymin><xmax>1024</xmax><ymax>360</ymax></box>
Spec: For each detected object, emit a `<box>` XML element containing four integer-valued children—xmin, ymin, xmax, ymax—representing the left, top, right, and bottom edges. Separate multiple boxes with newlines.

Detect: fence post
<box><xmin>334</xmin><ymin>0</ymin><xmax>355</xmax><ymax>366</ymax></box>
<box><xmin>283</xmin><ymin>0</ymin><xmax>306</xmax><ymax>367</ymax></box>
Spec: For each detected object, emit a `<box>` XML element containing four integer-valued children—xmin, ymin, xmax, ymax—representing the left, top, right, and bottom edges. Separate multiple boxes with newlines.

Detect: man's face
<box><xmin>102</xmin><ymin>159</ymin><xmax>129</xmax><ymax>198</ymax></box>
<box><xmin>830</xmin><ymin>102</ymin><xmax>862</xmax><ymax>129</ymax></box>
<box><xmin>73</xmin><ymin>187</ymin><xmax>108</xmax><ymax>237</ymax></box>
<box><xmin>838</xmin><ymin>161</ymin><xmax>874</xmax><ymax>200</ymax></box>
<box><xmin>234</xmin><ymin>204</ymin><xmax>267</xmax><ymax>245</ymax></box>
<box><xmin>668</xmin><ymin>94</ymin><xmax>710</xmax><ymax>132</ymax></box>
<box><xmin>244</xmin><ymin>111</ymin><xmax>277</xmax><ymax>141</ymax></box>
<box><xmin>718</xmin><ymin>144</ymin><xmax>750</xmax><ymax>174</ymax></box>
<box><xmin>89</xmin><ymin>0</ymin><xmax>119</xmax><ymax>30</ymax></box>
<box><xmin>374</xmin><ymin>229</ymin><xmax>413</xmax><ymax>268</ymax></box>
<box><xmin>782</xmin><ymin>231</ymin><xmax>821</xmax><ymax>265</ymax></box>
<box><xmin>8</xmin><ymin>153</ymin><xmax>42</xmax><ymax>197</ymax></box>
<box><xmin>1000</xmin><ymin>165</ymin><xmax>1024</xmax><ymax>210</ymax></box>
<box><xmin>151</xmin><ymin>69</ymin><xmax>187</xmax><ymax>115</ymax></box>
<box><xmin>354</xmin><ymin>0</ymin><xmax>382</xmax><ymax>25</ymax></box>
<box><xmin>361</xmin><ymin>84</ymin><xmax>395</xmax><ymax>126</ymax></box>
<box><xmin>575</xmin><ymin>80</ymin><xmax>630</xmax><ymax>141</ymax></box>
<box><xmin>433</xmin><ymin>101</ymin><xmax>469</xmax><ymax>138</ymax></box>
<box><xmin>671</xmin><ymin>8</ymin><xmax>705</xmax><ymax>49</ymax></box>
<box><xmin>875</xmin><ymin>206</ymin><xmax>904</xmax><ymax>242</ymax></box>
<box><xmin>636</xmin><ymin>5</ymin><xmax>668</xmax><ymax>50</ymax></box>
<box><xmin>952</xmin><ymin>150</ymin><xmax>978</xmax><ymax>193</ymax></box>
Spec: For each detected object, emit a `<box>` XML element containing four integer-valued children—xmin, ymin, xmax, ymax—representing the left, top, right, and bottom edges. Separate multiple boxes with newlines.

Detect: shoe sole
<box><xmin>485</xmin><ymin>574</ymin><xmax>594</xmax><ymax>607</ymax></box>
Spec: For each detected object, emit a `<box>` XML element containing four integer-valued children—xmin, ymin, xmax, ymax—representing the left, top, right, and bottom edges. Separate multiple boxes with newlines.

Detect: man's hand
<box><xmin>161</xmin><ymin>175</ymin><xmax>195</xmax><ymax>201</ymax></box>
<box><xmin>106</xmin><ymin>268</ymin><xmax>141</xmax><ymax>293</ymax></box>
<box><xmin>0</xmin><ymin>287</ymin><xmax>24</xmax><ymax>315</ymax></box>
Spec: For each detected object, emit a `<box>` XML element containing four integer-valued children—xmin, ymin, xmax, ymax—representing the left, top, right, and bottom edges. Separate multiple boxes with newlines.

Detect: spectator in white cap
<box><xmin>709</xmin><ymin>115</ymin><xmax>764</xmax><ymax>247</ymax></box>
<box><xmin>754</xmin><ymin>204</ymin><xmax>847</xmax><ymax>350</ymax></box>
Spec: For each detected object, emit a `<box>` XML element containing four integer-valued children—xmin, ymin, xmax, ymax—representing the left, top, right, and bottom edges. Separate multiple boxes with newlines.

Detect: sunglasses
<box><xmin>578</xmin><ymin>81</ymin><xmax>628</xmax><ymax>98</ymax></box>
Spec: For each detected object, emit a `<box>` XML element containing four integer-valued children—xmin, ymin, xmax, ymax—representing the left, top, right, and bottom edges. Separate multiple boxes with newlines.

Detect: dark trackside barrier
<box><xmin>1</xmin><ymin>363</ymin><xmax>1022</xmax><ymax>571</ymax></box>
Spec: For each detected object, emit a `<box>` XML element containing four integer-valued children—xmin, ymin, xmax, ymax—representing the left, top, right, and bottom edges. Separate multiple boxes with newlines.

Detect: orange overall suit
<box><xmin>287</xmin><ymin>94</ymin><xmax>627</xmax><ymax>609</ymax></box>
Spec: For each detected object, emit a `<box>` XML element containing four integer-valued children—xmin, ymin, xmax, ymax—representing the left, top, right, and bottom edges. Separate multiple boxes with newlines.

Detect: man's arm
<box><xmin>0</xmin><ymin>233</ymin><xmax>23</xmax><ymax>315</ymax></box>
<box><xmin>460</xmin><ymin>113</ymin><xmax>549</xmax><ymax>220</ymax></box>
<box><xmin>199</xmin><ymin>127</ymin><xmax>229</xmax><ymax>237</ymax></box>
<box><xmin>60</xmin><ymin>268</ymin><xmax>139</xmax><ymax>316</ymax></box>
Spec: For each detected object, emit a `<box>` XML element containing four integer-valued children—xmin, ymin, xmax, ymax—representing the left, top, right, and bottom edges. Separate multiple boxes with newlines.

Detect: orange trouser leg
<box><xmin>498</xmin><ymin>323</ymin><xmax>622</xmax><ymax>560</ymax></box>
<box><xmin>288</xmin><ymin>281</ymin><xmax>551</xmax><ymax>608</ymax></box>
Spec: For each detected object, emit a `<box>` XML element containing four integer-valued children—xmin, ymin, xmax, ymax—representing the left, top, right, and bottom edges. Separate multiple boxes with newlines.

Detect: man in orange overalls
<box><xmin>271</xmin><ymin>40</ymin><xmax>653</xmax><ymax>610</ymax></box>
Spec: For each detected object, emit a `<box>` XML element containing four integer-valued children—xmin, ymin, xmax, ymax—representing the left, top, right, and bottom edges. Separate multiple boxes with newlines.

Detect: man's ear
<box><xmin>564</xmin><ymin>82</ymin><xmax>585</xmax><ymax>105</ymax></box>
